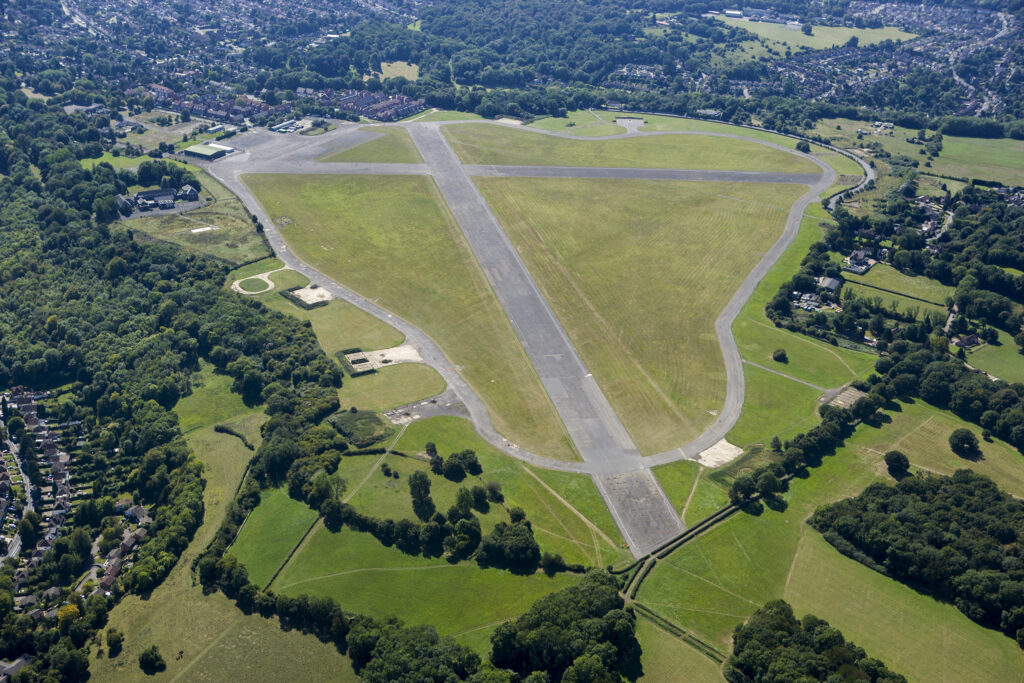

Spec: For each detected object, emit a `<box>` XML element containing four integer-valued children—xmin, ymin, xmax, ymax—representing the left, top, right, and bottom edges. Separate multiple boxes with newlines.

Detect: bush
<box><xmin>138</xmin><ymin>645</ymin><xmax>166</xmax><ymax>674</ymax></box>
<box><xmin>772</xmin><ymin>348</ymin><xmax>788</xmax><ymax>363</ymax></box>
<box><xmin>795</xmin><ymin>140</ymin><xmax>811</xmax><ymax>153</ymax></box>
<box><xmin>106</xmin><ymin>628</ymin><xmax>124</xmax><ymax>657</ymax></box>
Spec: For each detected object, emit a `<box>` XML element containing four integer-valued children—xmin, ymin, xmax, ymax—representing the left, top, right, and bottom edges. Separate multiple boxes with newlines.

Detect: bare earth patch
<box><xmin>697</xmin><ymin>439</ymin><xmax>744</xmax><ymax>467</ymax></box>
<box><xmin>291</xmin><ymin>284</ymin><xmax>334</xmax><ymax>305</ymax></box>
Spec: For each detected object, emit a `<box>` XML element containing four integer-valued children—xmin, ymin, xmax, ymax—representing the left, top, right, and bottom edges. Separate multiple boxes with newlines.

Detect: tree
<box><xmin>138</xmin><ymin>645</ymin><xmax>166</xmax><ymax>674</ymax></box>
<box><xmin>801</xmin><ymin>22</ymin><xmax>813</xmax><ymax>35</ymax></box>
<box><xmin>729</xmin><ymin>473</ymin><xmax>756</xmax><ymax>504</ymax></box>
<box><xmin>409</xmin><ymin>471</ymin><xmax>435</xmax><ymax>521</ymax></box>
<box><xmin>884</xmin><ymin>450</ymin><xmax>910</xmax><ymax>479</ymax></box>
<box><xmin>107</xmin><ymin>628</ymin><xmax>124</xmax><ymax>657</ymax></box>
<box><xmin>772</xmin><ymin>348</ymin><xmax>788</xmax><ymax>363</ymax></box>
<box><xmin>795</xmin><ymin>141</ymin><xmax>810</xmax><ymax>154</ymax></box>
<box><xmin>756</xmin><ymin>471</ymin><xmax>782</xmax><ymax>497</ymax></box>
<box><xmin>949</xmin><ymin>428</ymin><xmax>979</xmax><ymax>457</ymax></box>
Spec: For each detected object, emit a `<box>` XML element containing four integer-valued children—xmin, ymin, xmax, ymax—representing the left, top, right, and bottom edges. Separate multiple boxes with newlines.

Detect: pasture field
<box><xmin>528</xmin><ymin>110</ymin><xmax>626</xmax><ymax>137</ymax></box>
<box><xmin>90</xmin><ymin>365</ymin><xmax>355</xmax><ymax>682</ymax></box>
<box><xmin>637</xmin><ymin>397</ymin><xmax>1024</xmax><ymax>682</ymax></box>
<box><xmin>444</xmin><ymin>124</ymin><xmax>819</xmax><ymax>173</ymax></box>
<box><xmin>963</xmin><ymin>329</ymin><xmax>1024</xmax><ymax>384</ymax></box>
<box><xmin>380</xmin><ymin>60</ymin><xmax>420</xmax><ymax>80</ymax></box>
<box><xmin>395</xmin><ymin>416</ymin><xmax>629</xmax><ymax>567</ymax></box>
<box><xmin>635</xmin><ymin>619</ymin><xmax>723</xmax><ymax>682</ymax></box>
<box><xmin>716</xmin><ymin>18</ymin><xmax>915</xmax><ymax>50</ymax></box>
<box><xmin>122</xmin><ymin>168</ymin><xmax>269</xmax><ymax>264</ymax></box>
<box><xmin>319</xmin><ymin>126</ymin><xmax>422</xmax><ymax>163</ymax></box>
<box><xmin>806</xmin><ymin>117</ymin><xmax>1024</xmax><ymax>187</ymax></box>
<box><xmin>242</xmin><ymin>173</ymin><xmax>574</xmax><ymax>460</ymax></box>
<box><xmin>842</xmin><ymin>263</ymin><xmax>953</xmax><ymax>304</ymax></box>
<box><xmin>272</xmin><ymin>525</ymin><xmax>580</xmax><ymax>652</ymax></box>
<box><xmin>229</xmin><ymin>486</ymin><xmax>318</xmax><ymax>588</ymax></box>
<box><xmin>479</xmin><ymin>176</ymin><xmax>804</xmax><ymax>454</ymax></box>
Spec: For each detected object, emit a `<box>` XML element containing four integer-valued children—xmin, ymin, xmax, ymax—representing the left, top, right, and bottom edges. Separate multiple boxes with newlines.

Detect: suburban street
<box><xmin>206</xmin><ymin>119</ymin><xmax>835</xmax><ymax>555</ymax></box>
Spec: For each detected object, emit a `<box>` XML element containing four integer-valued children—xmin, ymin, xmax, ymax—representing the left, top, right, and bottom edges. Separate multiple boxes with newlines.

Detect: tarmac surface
<box><xmin>203</xmin><ymin>118</ymin><xmax>837</xmax><ymax>555</ymax></box>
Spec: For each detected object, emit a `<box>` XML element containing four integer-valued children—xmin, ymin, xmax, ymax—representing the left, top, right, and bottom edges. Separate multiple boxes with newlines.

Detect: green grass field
<box><xmin>528</xmin><ymin>110</ymin><xmax>626</xmax><ymax>137</ymax></box>
<box><xmin>445</xmin><ymin>124</ymin><xmax>819</xmax><ymax>173</ymax></box>
<box><xmin>963</xmin><ymin>329</ymin><xmax>1024</xmax><ymax>384</ymax></box>
<box><xmin>716</xmin><ymin>18</ymin><xmax>915</xmax><ymax>51</ymax></box>
<box><xmin>843</xmin><ymin>264</ymin><xmax>953</xmax><ymax>304</ymax></box>
<box><xmin>380</xmin><ymin>60</ymin><xmax>419</xmax><ymax>80</ymax></box>
<box><xmin>844</xmin><ymin>282</ymin><xmax>948</xmax><ymax>321</ymax></box>
<box><xmin>726</xmin><ymin>363</ymin><xmax>824</xmax><ymax>448</ymax></box>
<box><xmin>90</xmin><ymin>364</ymin><xmax>357</xmax><ymax>682</ymax></box>
<box><xmin>339</xmin><ymin>364</ymin><xmax>446</xmax><ymax>412</ymax></box>
<box><xmin>81</xmin><ymin>152</ymin><xmax>152</xmax><ymax>170</ymax></box>
<box><xmin>319</xmin><ymin>126</ymin><xmax>423</xmax><ymax>163</ymax></box>
<box><xmin>637</xmin><ymin>397</ymin><xmax>1024</xmax><ymax>682</ymax></box>
<box><xmin>175</xmin><ymin>362</ymin><xmax>263</xmax><ymax>435</ymax></box>
<box><xmin>479</xmin><ymin>176</ymin><xmax>804</xmax><ymax>454</ymax></box>
<box><xmin>122</xmin><ymin>168</ymin><xmax>270</xmax><ymax>264</ymax></box>
<box><xmin>415</xmin><ymin>110</ymin><xmax>484</xmax><ymax>122</ymax></box>
<box><xmin>394</xmin><ymin>416</ymin><xmax>629</xmax><ymax>567</ymax></box>
<box><xmin>242</xmin><ymin>173</ymin><xmax>574</xmax><ymax>461</ymax></box>
<box><xmin>806</xmin><ymin>117</ymin><xmax>1024</xmax><ymax>187</ymax></box>
<box><xmin>636</xmin><ymin>619</ymin><xmax>723</xmax><ymax>682</ymax></box>
<box><xmin>229</xmin><ymin>486</ymin><xmax>318</xmax><ymax>588</ymax></box>
<box><xmin>273</xmin><ymin>525</ymin><xmax>579</xmax><ymax>652</ymax></box>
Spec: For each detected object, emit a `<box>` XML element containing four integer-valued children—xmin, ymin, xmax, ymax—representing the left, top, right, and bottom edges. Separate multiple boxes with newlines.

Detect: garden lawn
<box><xmin>716</xmin><ymin>18</ymin><xmax>915</xmax><ymax>50</ymax></box>
<box><xmin>271</xmin><ymin>525</ymin><xmax>579</xmax><ymax>651</ymax></box>
<box><xmin>319</xmin><ymin>126</ymin><xmax>422</xmax><ymax>163</ymax></box>
<box><xmin>479</xmin><ymin>177</ymin><xmax>804</xmax><ymax>454</ymax></box>
<box><xmin>242</xmin><ymin>173</ymin><xmax>573</xmax><ymax>460</ymax></box>
<box><xmin>964</xmin><ymin>329</ymin><xmax>1024</xmax><ymax>384</ymax></box>
<box><xmin>636</xmin><ymin>398</ymin><xmax>1024</xmax><ymax>682</ymax></box>
<box><xmin>395</xmin><ymin>416</ymin><xmax>629</xmax><ymax>567</ymax></box>
<box><xmin>89</xmin><ymin>361</ymin><xmax>354</xmax><ymax>682</ymax></box>
<box><xmin>229</xmin><ymin>486</ymin><xmax>318</xmax><ymax>588</ymax></box>
<box><xmin>444</xmin><ymin>124</ymin><xmax>818</xmax><ymax>173</ymax></box>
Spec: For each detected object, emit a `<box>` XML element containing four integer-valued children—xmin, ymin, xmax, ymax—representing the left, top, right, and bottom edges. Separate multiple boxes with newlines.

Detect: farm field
<box><xmin>636</xmin><ymin>397</ymin><xmax>1024</xmax><ymax>682</ymax></box>
<box><xmin>479</xmin><ymin>176</ymin><xmax>804</xmax><ymax>454</ymax></box>
<box><xmin>242</xmin><ymin>173</ymin><xmax>574</xmax><ymax>461</ymax></box>
<box><xmin>319</xmin><ymin>125</ymin><xmax>422</xmax><ymax>163</ymax></box>
<box><xmin>444</xmin><ymin>123</ymin><xmax>819</xmax><ymax>173</ymax></box>
<box><xmin>122</xmin><ymin>167</ymin><xmax>270</xmax><ymax>264</ymax></box>
<box><xmin>90</xmin><ymin>365</ymin><xmax>356</xmax><ymax>682</ymax></box>
<box><xmin>843</xmin><ymin>263</ymin><xmax>953</xmax><ymax>304</ymax></box>
<box><xmin>716</xmin><ymin>18</ymin><xmax>915</xmax><ymax>50</ymax></box>
<box><xmin>229</xmin><ymin>486</ymin><xmax>318</xmax><ymax>589</ymax></box>
<box><xmin>964</xmin><ymin>329</ymin><xmax>1024</xmax><ymax>384</ymax></box>
<box><xmin>806</xmin><ymin>117</ymin><xmax>1024</xmax><ymax>186</ymax></box>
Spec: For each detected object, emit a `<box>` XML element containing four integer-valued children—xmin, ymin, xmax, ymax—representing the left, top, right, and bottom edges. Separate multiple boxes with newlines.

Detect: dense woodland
<box><xmin>810</xmin><ymin>471</ymin><xmax>1024</xmax><ymax>646</ymax></box>
<box><xmin>725</xmin><ymin>600</ymin><xmax>906</xmax><ymax>682</ymax></box>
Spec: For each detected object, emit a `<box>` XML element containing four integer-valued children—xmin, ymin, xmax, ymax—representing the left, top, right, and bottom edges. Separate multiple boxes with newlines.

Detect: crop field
<box><xmin>444</xmin><ymin>124</ymin><xmax>819</xmax><ymax>173</ymax></box>
<box><xmin>716</xmin><ymin>18</ymin><xmax>915</xmax><ymax>51</ymax></box>
<box><xmin>242</xmin><ymin>173</ymin><xmax>574</xmax><ymax>460</ymax></box>
<box><xmin>806</xmin><ymin>117</ymin><xmax>1024</xmax><ymax>187</ymax></box>
<box><xmin>319</xmin><ymin>126</ymin><xmax>422</xmax><ymax>163</ymax></box>
<box><xmin>843</xmin><ymin>264</ymin><xmax>953</xmax><ymax>304</ymax></box>
<box><xmin>123</xmin><ymin>168</ymin><xmax>269</xmax><ymax>264</ymax></box>
<box><xmin>478</xmin><ymin>176</ymin><xmax>804</xmax><ymax>454</ymax></box>
<box><xmin>963</xmin><ymin>329</ymin><xmax>1024</xmax><ymax>384</ymax></box>
<box><xmin>90</xmin><ymin>365</ymin><xmax>356</xmax><ymax>682</ymax></box>
<box><xmin>636</xmin><ymin>397</ymin><xmax>1024</xmax><ymax>682</ymax></box>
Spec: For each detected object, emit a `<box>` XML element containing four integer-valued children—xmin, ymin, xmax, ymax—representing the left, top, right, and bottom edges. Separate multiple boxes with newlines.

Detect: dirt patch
<box><xmin>697</xmin><ymin>439</ymin><xmax>744</xmax><ymax>467</ymax></box>
<box><xmin>364</xmin><ymin>344</ymin><xmax>423</xmax><ymax>367</ymax></box>
<box><xmin>290</xmin><ymin>284</ymin><xmax>334</xmax><ymax>304</ymax></box>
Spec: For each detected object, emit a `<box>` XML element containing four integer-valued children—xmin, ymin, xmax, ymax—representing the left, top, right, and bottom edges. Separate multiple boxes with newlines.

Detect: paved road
<box><xmin>204</xmin><ymin>118</ymin><xmax>837</xmax><ymax>554</ymax></box>
<box><xmin>408</xmin><ymin>123</ymin><xmax>684</xmax><ymax>553</ymax></box>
